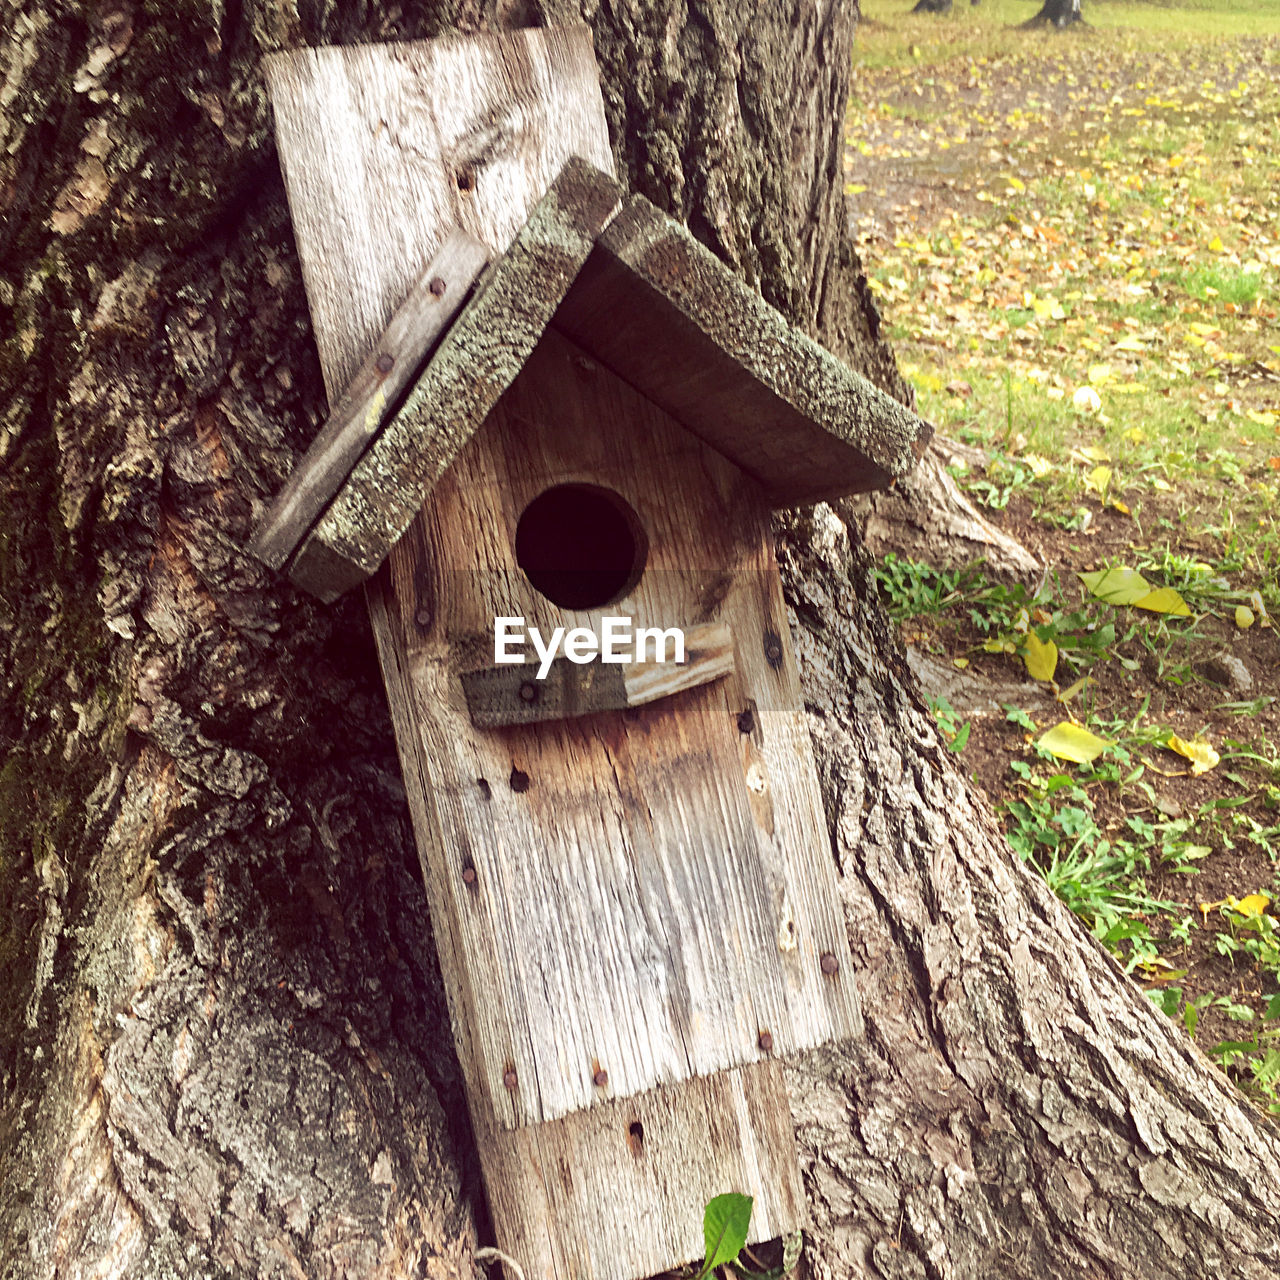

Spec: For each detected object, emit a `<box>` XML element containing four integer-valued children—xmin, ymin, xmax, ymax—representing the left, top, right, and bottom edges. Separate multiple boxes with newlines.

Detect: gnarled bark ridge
<box><xmin>1</xmin><ymin>2</ymin><xmax>1278</xmax><ymax>1278</ymax></box>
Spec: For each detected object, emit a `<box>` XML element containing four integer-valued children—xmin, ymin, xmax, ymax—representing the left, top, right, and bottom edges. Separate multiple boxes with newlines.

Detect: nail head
<box><xmin>429</xmin><ymin>277</ymin><xmax>447</xmax><ymax>297</ymax></box>
<box><xmin>375</xmin><ymin>352</ymin><xmax>394</xmax><ymax>373</ymax></box>
<box><xmin>820</xmin><ymin>952</ymin><xmax>840</xmax><ymax>976</ymax></box>
<box><xmin>758</xmin><ymin>1030</ymin><xmax>774</xmax><ymax>1053</ymax></box>
<box><xmin>593</xmin><ymin>1068</ymin><xmax>609</xmax><ymax>1087</ymax></box>
<box><xmin>503</xmin><ymin>1069</ymin><xmax>518</xmax><ymax>1091</ymax></box>
<box><xmin>763</xmin><ymin>630</ymin><xmax>784</xmax><ymax>669</ymax></box>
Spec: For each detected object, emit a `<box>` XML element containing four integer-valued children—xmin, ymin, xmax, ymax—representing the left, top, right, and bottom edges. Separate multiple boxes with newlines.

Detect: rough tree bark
<box><xmin>2</xmin><ymin>3</ymin><xmax>1278</xmax><ymax>1280</ymax></box>
<box><xmin>1025</xmin><ymin>0</ymin><xmax>1085</xmax><ymax>28</ymax></box>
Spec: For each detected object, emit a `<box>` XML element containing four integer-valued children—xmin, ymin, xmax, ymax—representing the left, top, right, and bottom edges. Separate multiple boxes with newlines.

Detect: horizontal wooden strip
<box><xmin>554</xmin><ymin>195</ymin><xmax>934</xmax><ymax>506</ymax></box>
<box><xmin>461</xmin><ymin>622</ymin><xmax>734</xmax><ymax>728</ymax></box>
<box><xmin>248</xmin><ymin>227</ymin><xmax>490</xmax><ymax>572</ymax></box>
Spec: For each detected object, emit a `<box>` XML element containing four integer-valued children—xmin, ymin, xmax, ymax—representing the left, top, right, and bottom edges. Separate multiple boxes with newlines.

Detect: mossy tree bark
<box><xmin>2</xmin><ymin>2</ymin><xmax>1278</xmax><ymax>1279</ymax></box>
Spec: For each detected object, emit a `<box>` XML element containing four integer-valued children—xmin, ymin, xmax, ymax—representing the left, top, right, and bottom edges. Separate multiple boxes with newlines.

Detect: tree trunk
<box><xmin>2</xmin><ymin>4</ymin><xmax>1278</xmax><ymax>1280</ymax></box>
<box><xmin>1025</xmin><ymin>0</ymin><xmax>1084</xmax><ymax>27</ymax></box>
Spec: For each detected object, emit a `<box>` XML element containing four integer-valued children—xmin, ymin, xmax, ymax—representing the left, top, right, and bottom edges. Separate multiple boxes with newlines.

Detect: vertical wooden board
<box><xmin>372</xmin><ymin>330</ymin><xmax>860</xmax><ymax>1131</ymax></box>
<box><xmin>265</xmin><ymin>25</ymin><xmax>613</xmax><ymax>398</ymax></box>
<box><xmin>477</xmin><ymin>1061</ymin><xmax>803</xmax><ymax>1280</ymax></box>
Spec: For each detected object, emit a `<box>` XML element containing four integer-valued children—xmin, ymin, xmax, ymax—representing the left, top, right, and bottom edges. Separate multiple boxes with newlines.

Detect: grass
<box><xmin>853</xmin><ymin>0</ymin><xmax>1280</xmax><ymax>1111</ymax></box>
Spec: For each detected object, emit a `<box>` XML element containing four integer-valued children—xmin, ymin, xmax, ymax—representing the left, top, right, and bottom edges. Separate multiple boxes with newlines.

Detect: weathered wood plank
<box><xmin>289</xmin><ymin>160</ymin><xmax>624</xmax><ymax>601</ymax></box>
<box><xmin>264</xmin><ymin>25</ymin><xmax>613</xmax><ymax>398</ymax></box>
<box><xmin>374</xmin><ymin>329</ymin><xmax>860</xmax><ymax>1134</ymax></box>
<box><xmin>460</xmin><ymin>620</ymin><xmax>734</xmax><ymax>728</ymax></box>
<box><xmin>248</xmin><ymin>228</ymin><xmax>490</xmax><ymax>572</ymax></box>
<box><xmin>553</xmin><ymin>195</ymin><xmax>934</xmax><ymax>505</ymax></box>
<box><xmin>477</xmin><ymin>1061</ymin><xmax>803</xmax><ymax>1280</ymax></box>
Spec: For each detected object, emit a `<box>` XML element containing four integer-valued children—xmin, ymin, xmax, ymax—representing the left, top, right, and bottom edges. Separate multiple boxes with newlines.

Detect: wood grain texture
<box><xmin>460</xmin><ymin>620</ymin><xmax>734</xmax><ymax>728</ymax></box>
<box><xmin>264</xmin><ymin>26</ymin><xmax>613</xmax><ymax>399</ymax></box>
<box><xmin>555</xmin><ymin>195</ymin><xmax>933</xmax><ymax>505</ymax></box>
<box><xmin>248</xmin><ymin>227</ymin><xmax>490</xmax><ymax>571</ymax></box>
<box><xmin>266</xmin><ymin>32</ymin><xmax>816</xmax><ymax>1279</ymax></box>
<box><xmin>370</xmin><ymin>329</ymin><xmax>860</xmax><ymax>1136</ymax></box>
<box><xmin>477</xmin><ymin>1061</ymin><xmax>802</xmax><ymax>1280</ymax></box>
<box><xmin>289</xmin><ymin>159</ymin><xmax>623</xmax><ymax>601</ymax></box>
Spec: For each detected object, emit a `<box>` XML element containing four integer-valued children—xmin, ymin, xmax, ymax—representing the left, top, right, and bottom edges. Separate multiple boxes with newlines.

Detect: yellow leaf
<box><xmin>1080</xmin><ymin>566</ymin><xmax>1152</xmax><ymax>605</ymax></box>
<box><xmin>1189</xmin><ymin>321</ymin><xmax>1220</xmax><ymax>337</ymax></box>
<box><xmin>1236</xmin><ymin>605</ymin><xmax>1255</xmax><ymax>629</ymax></box>
<box><xmin>1087</xmin><ymin>363</ymin><xmax>1113</xmax><ymax>385</ymax></box>
<box><xmin>1208</xmin><ymin>235</ymin><xmax>1224</xmax><ymax>252</ymax></box>
<box><xmin>953</xmin><ymin>657</ymin><xmax>970</xmax><ymax>669</ymax></box>
<box><xmin>1167</xmin><ymin>733</ymin><xmax>1220</xmax><ymax>774</ymax></box>
<box><xmin>1232</xmin><ymin>893</ymin><xmax>1270</xmax><ymax>918</ymax></box>
<box><xmin>1057</xmin><ymin>676</ymin><xmax>1089</xmax><ymax>704</ymax></box>
<box><xmin>1084</xmin><ymin>465</ymin><xmax>1112</xmax><ymax>496</ymax></box>
<box><xmin>1037</xmin><ymin>722</ymin><xmax>1113</xmax><ymax>765</ymax></box>
<box><xmin>1008</xmin><ymin>176</ymin><xmax>1026</xmax><ymax>192</ymax></box>
<box><xmin>1133</xmin><ymin>587</ymin><xmax>1192</xmax><ymax>616</ymax></box>
<box><xmin>1021</xmin><ymin>631</ymin><xmax>1058</xmax><ymax>682</ymax></box>
<box><xmin>1076</xmin><ymin>445</ymin><xmax>1112</xmax><ymax>463</ymax></box>
<box><xmin>845</xmin><ymin>183</ymin><xmax>867</xmax><ymax>195</ymax></box>
<box><xmin>1113</xmin><ymin>335</ymin><xmax>1145</xmax><ymax>352</ymax></box>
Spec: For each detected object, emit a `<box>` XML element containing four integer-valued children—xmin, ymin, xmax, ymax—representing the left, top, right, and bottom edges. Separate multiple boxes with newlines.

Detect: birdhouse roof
<box><xmin>251</xmin><ymin>157</ymin><xmax>932</xmax><ymax>602</ymax></box>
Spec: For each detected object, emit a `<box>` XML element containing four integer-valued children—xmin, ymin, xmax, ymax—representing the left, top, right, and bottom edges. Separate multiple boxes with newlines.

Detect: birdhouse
<box><xmin>253</xmin><ymin>28</ymin><xmax>930</xmax><ymax>1280</ymax></box>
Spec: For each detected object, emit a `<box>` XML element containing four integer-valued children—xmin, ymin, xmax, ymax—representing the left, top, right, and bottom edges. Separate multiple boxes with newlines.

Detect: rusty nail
<box><xmin>415</xmin><ymin>607</ymin><xmax>432</xmax><ymax>627</ymax></box>
<box><xmin>593</xmin><ymin>1068</ymin><xmax>609</xmax><ymax>1087</ymax></box>
<box><xmin>763</xmin><ymin>630</ymin><xmax>784</xmax><ymax>669</ymax></box>
<box><xmin>503</xmin><ymin>1068</ymin><xmax>518</xmax><ymax>1091</ymax></box>
<box><xmin>518</xmin><ymin>681</ymin><xmax>539</xmax><ymax>704</ymax></box>
<box><xmin>375</xmin><ymin>352</ymin><xmax>394</xmax><ymax>373</ymax></box>
<box><xmin>758</xmin><ymin>1030</ymin><xmax>774</xmax><ymax>1053</ymax></box>
<box><xmin>820</xmin><ymin>951</ymin><xmax>840</xmax><ymax>976</ymax></box>
<box><xmin>462</xmin><ymin>865</ymin><xmax>477</xmax><ymax>885</ymax></box>
<box><xmin>429</xmin><ymin>277</ymin><xmax>447</xmax><ymax>298</ymax></box>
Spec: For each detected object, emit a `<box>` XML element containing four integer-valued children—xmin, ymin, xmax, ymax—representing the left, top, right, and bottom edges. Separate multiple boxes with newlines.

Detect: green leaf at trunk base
<box><xmin>700</xmin><ymin>1193</ymin><xmax>753</xmax><ymax>1279</ymax></box>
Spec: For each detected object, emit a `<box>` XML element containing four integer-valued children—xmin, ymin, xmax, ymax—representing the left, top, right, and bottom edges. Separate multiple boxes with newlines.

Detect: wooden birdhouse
<box><xmin>252</xmin><ymin>26</ymin><xmax>931</xmax><ymax>1280</ymax></box>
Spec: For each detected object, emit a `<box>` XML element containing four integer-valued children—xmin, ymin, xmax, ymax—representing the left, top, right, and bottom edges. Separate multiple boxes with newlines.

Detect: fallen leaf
<box><xmin>1037</xmin><ymin>722</ymin><xmax>1112</xmax><ymax>765</ymax></box>
<box><xmin>1057</xmin><ymin>676</ymin><xmax>1089</xmax><ymax>703</ymax></box>
<box><xmin>1084</xmin><ymin>465</ymin><xmax>1112</xmax><ymax>496</ymax></box>
<box><xmin>1080</xmin><ymin>566</ymin><xmax>1152</xmax><ymax>605</ymax></box>
<box><xmin>1232</xmin><ymin>893</ymin><xmax>1271</xmax><ymax>918</ymax></box>
<box><xmin>1133</xmin><ymin>587</ymin><xmax>1192</xmax><ymax>616</ymax></box>
<box><xmin>1235</xmin><ymin>605</ymin><xmax>1255</xmax><ymax>629</ymax></box>
<box><xmin>1022</xmin><ymin>631</ymin><xmax>1058</xmax><ymax>682</ymax></box>
<box><xmin>1167</xmin><ymin>733</ymin><xmax>1220</xmax><ymax>774</ymax></box>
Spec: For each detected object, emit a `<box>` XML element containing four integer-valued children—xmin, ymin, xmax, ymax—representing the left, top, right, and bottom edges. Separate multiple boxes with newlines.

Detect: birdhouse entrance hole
<box><xmin>515</xmin><ymin>483</ymin><xmax>648</xmax><ymax>609</ymax></box>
